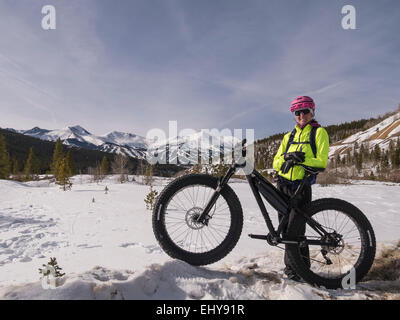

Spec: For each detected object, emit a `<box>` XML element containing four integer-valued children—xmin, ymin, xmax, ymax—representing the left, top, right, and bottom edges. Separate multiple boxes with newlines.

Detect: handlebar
<box><xmin>296</xmin><ymin>163</ymin><xmax>325</xmax><ymax>175</ymax></box>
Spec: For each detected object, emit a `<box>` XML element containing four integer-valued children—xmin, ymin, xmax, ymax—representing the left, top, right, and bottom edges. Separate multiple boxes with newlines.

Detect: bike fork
<box><xmin>196</xmin><ymin>166</ymin><xmax>236</xmax><ymax>225</ymax></box>
<box><xmin>196</xmin><ymin>189</ymin><xmax>221</xmax><ymax>225</ymax></box>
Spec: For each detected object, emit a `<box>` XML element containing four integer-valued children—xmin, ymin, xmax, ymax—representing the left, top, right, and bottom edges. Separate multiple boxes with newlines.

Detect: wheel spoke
<box><xmin>163</xmin><ymin>184</ymin><xmax>232</xmax><ymax>253</ymax></box>
<box><xmin>302</xmin><ymin>208</ymin><xmax>364</xmax><ymax>279</ymax></box>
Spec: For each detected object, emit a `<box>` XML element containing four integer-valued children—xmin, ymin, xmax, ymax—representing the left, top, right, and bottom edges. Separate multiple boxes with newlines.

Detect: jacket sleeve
<box><xmin>302</xmin><ymin>127</ymin><xmax>329</xmax><ymax>169</ymax></box>
<box><xmin>273</xmin><ymin>133</ymin><xmax>290</xmax><ymax>172</ymax></box>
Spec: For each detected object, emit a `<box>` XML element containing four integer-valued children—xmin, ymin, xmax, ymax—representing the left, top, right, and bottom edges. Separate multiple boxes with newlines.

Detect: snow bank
<box><xmin>2</xmin><ymin>251</ymin><xmax>398</xmax><ymax>300</ymax></box>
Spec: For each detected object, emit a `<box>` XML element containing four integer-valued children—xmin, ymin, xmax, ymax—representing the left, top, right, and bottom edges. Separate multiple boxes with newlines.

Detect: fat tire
<box><xmin>285</xmin><ymin>198</ymin><xmax>376</xmax><ymax>289</ymax></box>
<box><xmin>152</xmin><ymin>174</ymin><xmax>243</xmax><ymax>266</ymax></box>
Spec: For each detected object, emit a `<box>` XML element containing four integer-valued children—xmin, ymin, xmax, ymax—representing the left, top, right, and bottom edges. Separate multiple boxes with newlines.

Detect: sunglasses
<box><xmin>294</xmin><ymin>109</ymin><xmax>311</xmax><ymax>116</ymax></box>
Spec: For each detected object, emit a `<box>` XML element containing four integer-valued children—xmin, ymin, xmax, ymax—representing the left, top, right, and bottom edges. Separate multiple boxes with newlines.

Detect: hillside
<box><xmin>329</xmin><ymin>112</ymin><xmax>400</xmax><ymax>157</ymax></box>
<box><xmin>327</xmin><ymin>110</ymin><xmax>400</xmax><ymax>181</ymax></box>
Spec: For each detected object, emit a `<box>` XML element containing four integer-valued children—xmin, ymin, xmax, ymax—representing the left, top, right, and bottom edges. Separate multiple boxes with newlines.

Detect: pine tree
<box><xmin>394</xmin><ymin>146</ymin><xmax>400</xmax><ymax>169</ymax></box>
<box><xmin>51</xmin><ymin>138</ymin><xmax>64</xmax><ymax>177</ymax></box>
<box><xmin>256</xmin><ymin>158</ymin><xmax>263</xmax><ymax>170</ymax></box>
<box><xmin>369</xmin><ymin>171</ymin><xmax>375</xmax><ymax>180</ymax></box>
<box><xmin>101</xmin><ymin>156</ymin><xmax>109</xmax><ymax>176</ymax></box>
<box><xmin>24</xmin><ymin>147</ymin><xmax>40</xmax><ymax>180</ymax></box>
<box><xmin>335</xmin><ymin>153</ymin><xmax>340</xmax><ymax>168</ymax></box>
<box><xmin>12</xmin><ymin>157</ymin><xmax>20</xmax><ymax>175</ymax></box>
<box><xmin>144</xmin><ymin>164</ymin><xmax>154</xmax><ymax>185</ymax></box>
<box><xmin>360</xmin><ymin>143</ymin><xmax>369</xmax><ymax>162</ymax></box>
<box><xmin>39</xmin><ymin>257</ymin><xmax>65</xmax><ymax>278</ymax></box>
<box><xmin>56</xmin><ymin>157</ymin><xmax>72</xmax><ymax>191</ymax></box>
<box><xmin>144</xmin><ymin>185</ymin><xmax>159</xmax><ymax>210</ymax></box>
<box><xmin>0</xmin><ymin>134</ymin><xmax>10</xmax><ymax>179</ymax></box>
<box><xmin>373</xmin><ymin>145</ymin><xmax>381</xmax><ymax>163</ymax></box>
<box><xmin>65</xmin><ymin>150</ymin><xmax>76</xmax><ymax>176</ymax></box>
<box><xmin>345</xmin><ymin>148</ymin><xmax>351</xmax><ymax>165</ymax></box>
<box><xmin>381</xmin><ymin>151</ymin><xmax>389</xmax><ymax>172</ymax></box>
<box><xmin>353</xmin><ymin>149</ymin><xmax>358</xmax><ymax>166</ymax></box>
<box><xmin>389</xmin><ymin>140</ymin><xmax>395</xmax><ymax>153</ymax></box>
<box><xmin>394</xmin><ymin>137</ymin><xmax>400</xmax><ymax>169</ymax></box>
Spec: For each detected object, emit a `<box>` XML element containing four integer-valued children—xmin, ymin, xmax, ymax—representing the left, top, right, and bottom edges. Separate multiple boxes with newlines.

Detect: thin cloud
<box><xmin>166</xmin><ymin>0</ymin><xmax>192</xmax><ymax>43</ymax></box>
<box><xmin>308</xmin><ymin>82</ymin><xmax>346</xmax><ymax>95</ymax></box>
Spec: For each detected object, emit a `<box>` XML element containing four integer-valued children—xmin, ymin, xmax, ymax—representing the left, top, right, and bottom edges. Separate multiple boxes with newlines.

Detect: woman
<box><xmin>273</xmin><ymin>96</ymin><xmax>329</xmax><ymax>281</ymax></box>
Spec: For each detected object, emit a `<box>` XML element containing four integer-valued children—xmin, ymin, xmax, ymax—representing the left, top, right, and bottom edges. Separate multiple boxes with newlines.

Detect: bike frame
<box><xmin>197</xmin><ymin>142</ymin><xmax>334</xmax><ymax>248</ymax></box>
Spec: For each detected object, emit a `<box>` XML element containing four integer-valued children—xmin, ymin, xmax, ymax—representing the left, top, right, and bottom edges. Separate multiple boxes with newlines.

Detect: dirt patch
<box><xmin>364</xmin><ymin>242</ymin><xmax>400</xmax><ymax>282</ymax></box>
<box><xmin>368</xmin><ymin>121</ymin><xmax>400</xmax><ymax>140</ymax></box>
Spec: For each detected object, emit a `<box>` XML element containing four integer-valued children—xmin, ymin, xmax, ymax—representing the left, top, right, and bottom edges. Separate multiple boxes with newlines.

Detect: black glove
<box><xmin>284</xmin><ymin>151</ymin><xmax>305</xmax><ymax>163</ymax></box>
<box><xmin>280</xmin><ymin>160</ymin><xmax>294</xmax><ymax>174</ymax></box>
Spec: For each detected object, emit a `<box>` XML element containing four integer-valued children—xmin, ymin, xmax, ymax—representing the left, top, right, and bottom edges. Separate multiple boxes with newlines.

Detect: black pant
<box><xmin>277</xmin><ymin>179</ymin><xmax>311</xmax><ymax>272</ymax></box>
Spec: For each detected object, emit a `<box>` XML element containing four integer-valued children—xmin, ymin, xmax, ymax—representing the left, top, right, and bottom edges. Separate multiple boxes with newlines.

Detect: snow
<box><xmin>0</xmin><ymin>176</ymin><xmax>399</xmax><ymax>300</ymax></box>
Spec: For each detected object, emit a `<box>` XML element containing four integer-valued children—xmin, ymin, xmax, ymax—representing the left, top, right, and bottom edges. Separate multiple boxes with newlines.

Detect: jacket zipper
<box><xmin>290</xmin><ymin>126</ymin><xmax>304</xmax><ymax>181</ymax></box>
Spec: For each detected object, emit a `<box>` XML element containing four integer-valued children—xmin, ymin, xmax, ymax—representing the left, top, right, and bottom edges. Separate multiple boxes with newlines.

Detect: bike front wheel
<box><xmin>285</xmin><ymin>198</ymin><xmax>376</xmax><ymax>289</ymax></box>
<box><xmin>152</xmin><ymin>174</ymin><xmax>243</xmax><ymax>266</ymax></box>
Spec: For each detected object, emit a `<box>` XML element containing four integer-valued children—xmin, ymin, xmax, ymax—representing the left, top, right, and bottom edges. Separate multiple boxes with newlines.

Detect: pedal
<box><xmin>248</xmin><ymin>234</ymin><xmax>268</xmax><ymax>240</ymax></box>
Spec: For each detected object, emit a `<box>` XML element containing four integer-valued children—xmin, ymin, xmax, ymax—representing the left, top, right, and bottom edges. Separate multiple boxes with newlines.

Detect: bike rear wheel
<box><xmin>152</xmin><ymin>174</ymin><xmax>243</xmax><ymax>266</ymax></box>
<box><xmin>285</xmin><ymin>198</ymin><xmax>376</xmax><ymax>289</ymax></box>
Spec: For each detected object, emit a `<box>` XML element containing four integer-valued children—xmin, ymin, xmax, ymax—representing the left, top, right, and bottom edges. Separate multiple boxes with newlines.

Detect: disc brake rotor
<box><xmin>185</xmin><ymin>207</ymin><xmax>206</xmax><ymax>230</ymax></box>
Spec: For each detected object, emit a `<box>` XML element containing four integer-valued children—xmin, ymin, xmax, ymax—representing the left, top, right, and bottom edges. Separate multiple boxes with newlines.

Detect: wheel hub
<box><xmin>321</xmin><ymin>232</ymin><xmax>344</xmax><ymax>255</ymax></box>
<box><xmin>185</xmin><ymin>207</ymin><xmax>206</xmax><ymax>230</ymax></box>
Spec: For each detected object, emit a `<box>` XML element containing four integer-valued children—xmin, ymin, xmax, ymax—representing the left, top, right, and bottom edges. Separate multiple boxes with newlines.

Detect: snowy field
<box><xmin>0</xmin><ymin>175</ymin><xmax>399</xmax><ymax>300</ymax></box>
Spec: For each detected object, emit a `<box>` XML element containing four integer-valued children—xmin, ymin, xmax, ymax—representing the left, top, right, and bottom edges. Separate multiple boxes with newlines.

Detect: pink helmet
<box><xmin>290</xmin><ymin>96</ymin><xmax>315</xmax><ymax>113</ymax></box>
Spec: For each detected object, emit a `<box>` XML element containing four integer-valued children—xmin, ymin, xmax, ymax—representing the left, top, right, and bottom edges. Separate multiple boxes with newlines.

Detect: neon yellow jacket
<box><xmin>273</xmin><ymin>124</ymin><xmax>329</xmax><ymax>181</ymax></box>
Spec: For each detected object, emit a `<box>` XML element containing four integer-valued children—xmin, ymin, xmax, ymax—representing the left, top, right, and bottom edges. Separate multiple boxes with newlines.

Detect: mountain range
<box><xmin>6</xmin><ymin>125</ymin><xmax>149</xmax><ymax>159</ymax></box>
<box><xmin>6</xmin><ymin>125</ymin><xmax>242</xmax><ymax>164</ymax></box>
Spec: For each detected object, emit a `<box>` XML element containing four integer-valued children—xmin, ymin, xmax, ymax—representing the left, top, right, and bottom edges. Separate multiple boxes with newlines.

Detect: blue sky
<box><xmin>0</xmin><ymin>0</ymin><xmax>399</xmax><ymax>139</ymax></box>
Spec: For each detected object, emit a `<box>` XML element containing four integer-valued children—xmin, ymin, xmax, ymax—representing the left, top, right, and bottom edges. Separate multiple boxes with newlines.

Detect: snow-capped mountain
<box><xmin>329</xmin><ymin>111</ymin><xmax>400</xmax><ymax>158</ymax></box>
<box><xmin>20</xmin><ymin>126</ymin><xmax>51</xmax><ymax>137</ymax></box>
<box><xmin>102</xmin><ymin>131</ymin><xmax>148</xmax><ymax>149</ymax></box>
<box><xmin>147</xmin><ymin>130</ymin><xmax>242</xmax><ymax>164</ymax></box>
<box><xmin>10</xmin><ymin>125</ymin><xmax>242</xmax><ymax>162</ymax></box>
<box><xmin>12</xmin><ymin>125</ymin><xmax>149</xmax><ymax>159</ymax></box>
